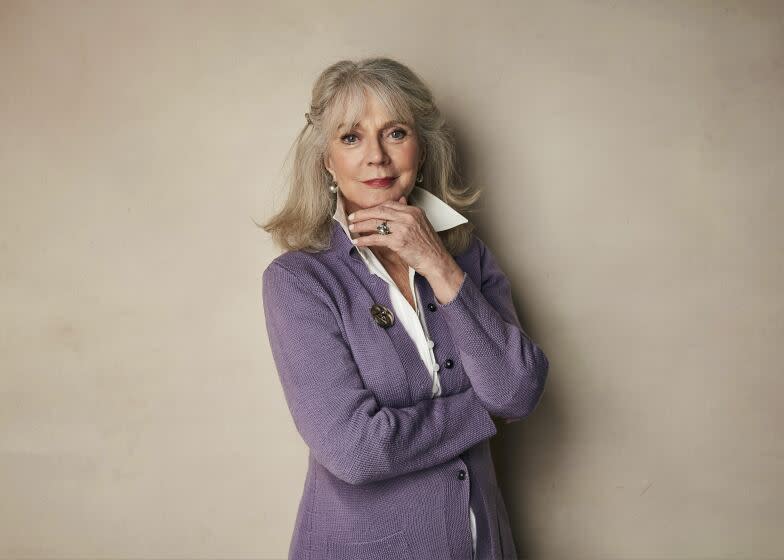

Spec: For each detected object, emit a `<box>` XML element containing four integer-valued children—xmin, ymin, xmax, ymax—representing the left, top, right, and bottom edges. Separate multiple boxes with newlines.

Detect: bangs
<box><xmin>323</xmin><ymin>79</ymin><xmax>416</xmax><ymax>138</ymax></box>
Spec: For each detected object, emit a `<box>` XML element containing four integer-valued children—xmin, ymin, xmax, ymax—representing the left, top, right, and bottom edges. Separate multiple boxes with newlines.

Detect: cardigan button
<box><xmin>457</xmin><ymin>469</ymin><xmax>467</xmax><ymax>480</ymax></box>
<box><xmin>427</xmin><ymin>302</ymin><xmax>437</xmax><ymax>312</ymax></box>
<box><xmin>444</xmin><ymin>359</ymin><xmax>454</xmax><ymax>369</ymax></box>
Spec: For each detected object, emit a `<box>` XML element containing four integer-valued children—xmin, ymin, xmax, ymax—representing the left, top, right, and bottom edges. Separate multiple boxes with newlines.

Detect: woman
<box><xmin>261</xmin><ymin>57</ymin><xmax>549</xmax><ymax>560</ymax></box>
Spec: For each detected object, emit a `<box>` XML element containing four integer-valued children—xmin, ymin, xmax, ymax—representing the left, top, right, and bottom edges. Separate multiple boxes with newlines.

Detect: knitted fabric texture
<box><xmin>262</xmin><ymin>220</ymin><xmax>549</xmax><ymax>559</ymax></box>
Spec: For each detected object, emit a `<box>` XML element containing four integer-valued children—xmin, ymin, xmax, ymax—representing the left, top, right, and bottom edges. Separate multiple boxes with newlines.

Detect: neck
<box><xmin>372</xmin><ymin>246</ymin><xmax>403</xmax><ymax>268</ymax></box>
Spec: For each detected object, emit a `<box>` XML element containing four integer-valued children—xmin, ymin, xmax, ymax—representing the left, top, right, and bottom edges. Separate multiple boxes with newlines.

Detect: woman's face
<box><xmin>324</xmin><ymin>91</ymin><xmax>424</xmax><ymax>216</ymax></box>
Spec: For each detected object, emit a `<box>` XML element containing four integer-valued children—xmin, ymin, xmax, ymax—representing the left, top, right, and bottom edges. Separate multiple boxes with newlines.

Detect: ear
<box><xmin>323</xmin><ymin>153</ymin><xmax>334</xmax><ymax>178</ymax></box>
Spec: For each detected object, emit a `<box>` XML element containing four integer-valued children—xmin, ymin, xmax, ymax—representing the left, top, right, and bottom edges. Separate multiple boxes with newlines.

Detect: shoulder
<box><xmin>264</xmin><ymin>250</ymin><xmax>316</xmax><ymax>277</ymax></box>
<box><xmin>264</xmin><ymin>234</ymin><xmax>346</xmax><ymax>275</ymax></box>
<box><xmin>457</xmin><ymin>229</ymin><xmax>491</xmax><ymax>259</ymax></box>
<box><xmin>453</xmin><ymin>231</ymin><xmax>491</xmax><ymax>278</ymax></box>
<box><xmin>261</xmin><ymin>248</ymin><xmax>350</xmax><ymax>316</ymax></box>
<box><xmin>261</xmin><ymin>253</ymin><xmax>332</xmax><ymax>322</ymax></box>
<box><xmin>263</xmin><ymin>249</ymin><xmax>330</xmax><ymax>291</ymax></box>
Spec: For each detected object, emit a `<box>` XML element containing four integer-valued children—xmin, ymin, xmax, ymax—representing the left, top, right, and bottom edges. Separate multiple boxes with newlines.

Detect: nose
<box><xmin>366</xmin><ymin>134</ymin><xmax>389</xmax><ymax>165</ymax></box>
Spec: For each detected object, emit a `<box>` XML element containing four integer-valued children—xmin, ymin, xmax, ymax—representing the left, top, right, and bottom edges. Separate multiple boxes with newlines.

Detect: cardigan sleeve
<box><xmin>435</xmin><ymin>237</ymin><xmax>549</xmax><ymax>422</ymax></box>
<box><xmin>262</xmin><ymin>261</ymin><xmax>498</xmax><ymax>486</ymax></box>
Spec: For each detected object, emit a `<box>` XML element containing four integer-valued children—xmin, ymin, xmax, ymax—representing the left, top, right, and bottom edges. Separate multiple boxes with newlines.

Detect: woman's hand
<box><xmin>348</xmin><ymin>196</ymin><xmax>466</xmax><ymax>304</ymax></box>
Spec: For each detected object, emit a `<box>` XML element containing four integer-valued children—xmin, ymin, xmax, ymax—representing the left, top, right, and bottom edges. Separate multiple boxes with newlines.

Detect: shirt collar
<box><xmin>331</xmin><ymin>186</ymin><xmax>468</xmax><ymax>256</ymax></box>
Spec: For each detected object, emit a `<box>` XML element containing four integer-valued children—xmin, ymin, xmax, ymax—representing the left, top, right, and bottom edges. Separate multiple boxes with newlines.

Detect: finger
<box><xmin>348</xmin><ymin>204</ymin><xmax>410</xmax><ymax>224</ymax></box>
<box><xmin>381</xmin><ymin>197</ymin><xmax>408</xmax><ymax>208</ymax></box>
<box><xmin>352</xmin><ymin>232</ymin><xmax>393</xmax><ymax>248</ymax></box>
<box><xmin>350</xmin><ymin>218</ymin><xmax>403</xmax><ymax>234</ymax></box>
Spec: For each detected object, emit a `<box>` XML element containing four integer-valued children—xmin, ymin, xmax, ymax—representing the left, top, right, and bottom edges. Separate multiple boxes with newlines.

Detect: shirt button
<box><xmin>427</xmin><ymin>339</ymin><xmax>435</xmax><ymax>348</ymax></box>
<box><xmin>432</xmin><ymin>363</ymin><xmax>440</xmax><ymax>372</ymax></box>
<box><xmin>457</xmin><ymin>469</ymin><xmax>467</xmax><ymax>480</ymax></box>
<box><xmin>427</xmin><ymin>303</ymin><xmax>437</xmax><ymax>312</ymax></box>
<box><xmin>444</xmin><ymin>359</ymin><xmax>454</xmax><ymax>369</ymax></box>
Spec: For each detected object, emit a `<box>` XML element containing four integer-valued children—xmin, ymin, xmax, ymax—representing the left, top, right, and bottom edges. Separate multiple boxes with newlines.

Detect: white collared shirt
<box><xmin>332</xmin><ymin>186</ymin><xmax>477</xmax><ymax>558</ymax></box>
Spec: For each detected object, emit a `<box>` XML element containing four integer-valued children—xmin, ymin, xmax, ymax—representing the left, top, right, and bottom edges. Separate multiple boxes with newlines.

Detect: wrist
<box><xmin>424</xmin><ymin>256</ymin><xmax>465</xmax><ymax>305</ymax></box>
<box><xmin>422</xmin><ymin>253</ymin><xmax>460</xmax><ymax>281</ymax></box>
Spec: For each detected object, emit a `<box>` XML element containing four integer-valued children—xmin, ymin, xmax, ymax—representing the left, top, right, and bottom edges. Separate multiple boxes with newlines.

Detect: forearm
<box><xmin>427</xmin><ymin>249</ymin><xmax>550</xmax><ymax>420</ymax></box>
<box><xmin>264</xmin><ymin>261</ymin><xmax>497</xmax><ymax>487</ymax></box>
<box><xmin>331</xmin><ymin>386</ymin><xmax>497</xmax><ymax>485</ymax></box>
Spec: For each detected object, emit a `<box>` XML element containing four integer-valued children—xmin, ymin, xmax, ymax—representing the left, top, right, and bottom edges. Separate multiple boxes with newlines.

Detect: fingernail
<box><xmin>348</xmin><ymin>213</ymin><xmax>355</xmax><ymax>220</ymax></box>
<box><xmin>348</xmin><ymin>223</ymin><xmax>355</xmax><ymax>230</ymax></box>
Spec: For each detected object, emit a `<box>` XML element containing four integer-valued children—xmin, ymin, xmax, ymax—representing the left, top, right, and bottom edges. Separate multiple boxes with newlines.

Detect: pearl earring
<box><xmin>329</xmin><ymin>179</ymin><xmax>339</xmax><ymax>194</ymax></box>
<box><xmin>415</xmin><ymin>172</ymin><xmax>424</xmax><ymax>185</ymax></box>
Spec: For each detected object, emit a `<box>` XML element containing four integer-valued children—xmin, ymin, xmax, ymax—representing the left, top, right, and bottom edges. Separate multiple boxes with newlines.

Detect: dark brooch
<box><xmin>370</xmin><ymin>303</ymin><xmax>395</xmax><ymax>329</ymax></box>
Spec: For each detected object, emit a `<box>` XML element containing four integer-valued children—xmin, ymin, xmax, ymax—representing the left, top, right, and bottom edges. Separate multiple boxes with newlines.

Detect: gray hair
<box><xmin>260</xmin><ymin>56</ymin><xmax>480</xmax><ymax>254</ymax></box>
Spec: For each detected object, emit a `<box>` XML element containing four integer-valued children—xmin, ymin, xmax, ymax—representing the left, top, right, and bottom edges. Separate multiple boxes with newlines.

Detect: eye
<box><xmin>340</xmin><ymin>133</ymin><xmax>359</xmax><ymax>144</ymax></box>
<box><xmin>390</xmin><ymin>128</ymin><xmax>407</xmax><ymax>140</ymax></box>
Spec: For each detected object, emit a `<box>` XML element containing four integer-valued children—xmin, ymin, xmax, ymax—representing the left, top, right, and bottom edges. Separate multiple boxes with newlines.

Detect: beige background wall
<box><xmin>1</xmin><ymin>1</ymin><xmax>782</xmax><ymax>558</ymax></box>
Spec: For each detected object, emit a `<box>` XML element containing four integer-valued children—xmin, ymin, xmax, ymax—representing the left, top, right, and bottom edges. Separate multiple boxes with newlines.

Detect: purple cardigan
<box><xmin>262</xmin><ymin>220</ymin><xmax>549</xmax><ymax>560</ymax></box>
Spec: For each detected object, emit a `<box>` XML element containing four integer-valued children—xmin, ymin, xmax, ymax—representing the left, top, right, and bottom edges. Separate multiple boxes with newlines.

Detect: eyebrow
<box><xmin>339</xmin><ymin>120</ymin><xmax>407</xmax><ymax>131</ymax></box>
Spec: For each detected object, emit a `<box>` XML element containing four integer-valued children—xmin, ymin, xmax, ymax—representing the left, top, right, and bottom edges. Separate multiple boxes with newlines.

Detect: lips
<box><xmin>362</xmin><ymin>177</ymin><xmax>397</xmax><ymax>187</ymax></box>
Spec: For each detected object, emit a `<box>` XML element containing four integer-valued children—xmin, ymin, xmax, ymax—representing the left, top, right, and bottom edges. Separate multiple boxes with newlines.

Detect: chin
<box><xmin>347</xmin><ymin>184</ymin><xmax>412</xmax><ymax>208</ymax></box>
<box><xmin>367</xmin><ymin>185</ymin><xmax>410</xmax><ymax>200</ymax></box>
